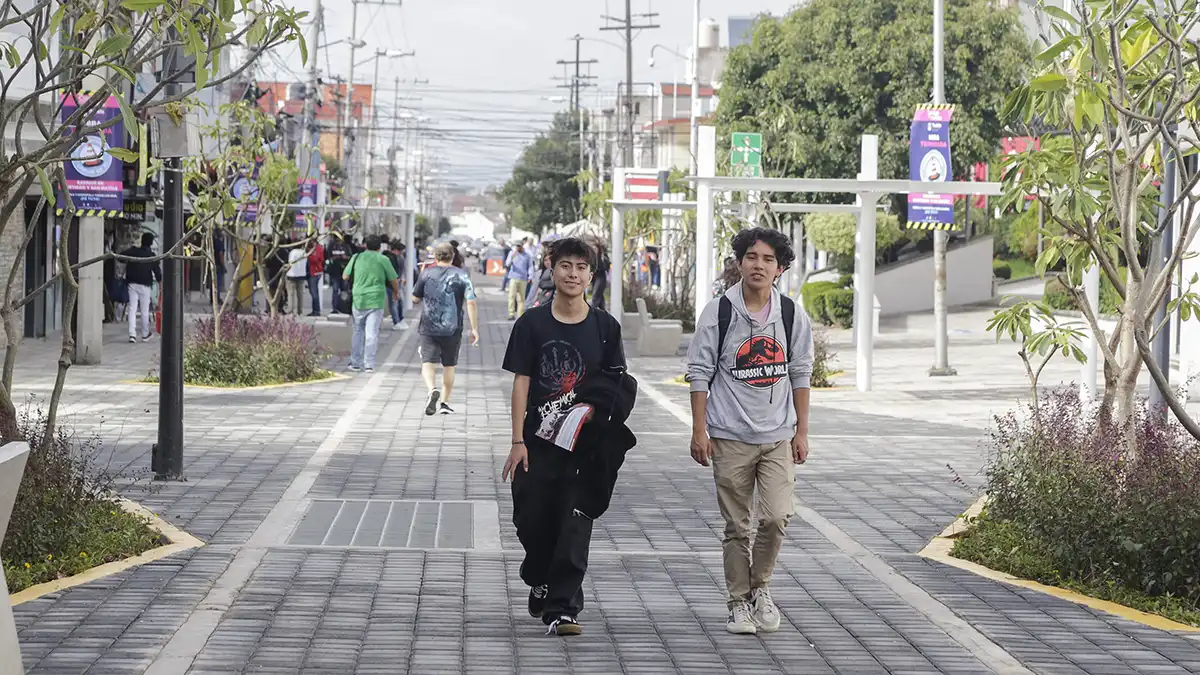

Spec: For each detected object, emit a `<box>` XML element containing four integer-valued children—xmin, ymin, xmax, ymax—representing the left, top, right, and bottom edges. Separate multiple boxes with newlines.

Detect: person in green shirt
<box><xmin>342</xmin><ymin>235</ymin><xmax>399</xmax><ymax>372</ymax></box>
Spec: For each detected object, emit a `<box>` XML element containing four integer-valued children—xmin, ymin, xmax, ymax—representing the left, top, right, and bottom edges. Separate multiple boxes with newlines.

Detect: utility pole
<box><xmin>556</xmin><ymin>35</ymin><xmax>598</xmax><ymax>111</ymax></box>
<box><xmin>929</xmin><ymin>0</ymin><xmax>956</xmax><ymax>377</ymax></box>
<box><xmin>301</xmin><ymin>0</ymin><xmax>322</xmax><ymax>183</ymax></box>
<box><xmin>1151</xmin><ymin>117</ymin><xmax>1178</xmax><ymax>415</ymax></box>
<box><xmin>388</xmin><ymin>76</ymin><xmax>400</xmax><ymax>206</ymax></box>
<box><xmin>602</xmin><ymin>2</ymin><xmax>658</xmax><ymax>168</ymax></box>
<box><xmin>342</xmin><ymin>0</ymin><xmax>404</xmax><ymax>206</ymax></box>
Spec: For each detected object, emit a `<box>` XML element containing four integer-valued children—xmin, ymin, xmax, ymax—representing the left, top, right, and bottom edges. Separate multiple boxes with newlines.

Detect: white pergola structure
<box><xmin>283</xmin><ymin>203</ymin><xmax>418</xmax><ymax>310</ymax></box>
<box><xmin>676</xmin><ymin>126</ymin><xmax>1004</xmax><ymax>392</ymax></box>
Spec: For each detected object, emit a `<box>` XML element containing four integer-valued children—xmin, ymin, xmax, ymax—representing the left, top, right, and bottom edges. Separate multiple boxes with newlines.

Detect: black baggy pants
<box><xmin>511</xmin><ymin>442</ymin><xmax>593</xmax><ymax>621</ymax></box>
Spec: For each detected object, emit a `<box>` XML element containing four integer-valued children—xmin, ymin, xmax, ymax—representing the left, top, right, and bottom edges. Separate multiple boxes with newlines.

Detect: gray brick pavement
<box><xmin>11</xmin><ymin>277</ymin><xmax>1200</xmax><ymax>674</ymax></box>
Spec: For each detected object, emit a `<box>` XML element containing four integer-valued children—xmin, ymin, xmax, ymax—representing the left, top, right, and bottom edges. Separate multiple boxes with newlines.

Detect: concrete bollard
<box><xmin>0</xmin><ymin>441</ymin><xmax>30</xmax><ymax>675</ymax></box>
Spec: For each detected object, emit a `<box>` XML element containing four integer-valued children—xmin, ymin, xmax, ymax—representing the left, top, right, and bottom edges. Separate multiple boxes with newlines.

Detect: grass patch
<box><xmin>1002</xmin><ymin>257</ymin><xmax>1037</xmax><ymax>280</ymax></box>
<box><xmin>3</xmin><ymin>502</ymin><xmax>164</xmax><ymax>593</ymax></box>
<box><xmin>952</xmin><ymin>514</ymin><xmax>1200</xmax><ymax>628</ymax></box>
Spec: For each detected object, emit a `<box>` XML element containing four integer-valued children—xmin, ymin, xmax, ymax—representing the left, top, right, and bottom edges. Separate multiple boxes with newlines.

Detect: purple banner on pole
<box><xmin>60</xmin><ymin>93</ymin><xmax>125</xmax><ymax>214</ymax></box>
<box><xmin>907</xmin><ymin>106</ymin><xmax>955</xmax><ymax>228</ymax></box>
<box><xmin>296</xmin><ymin>178</ymin><xmax>317</xmax><ymax>227</ymax></box>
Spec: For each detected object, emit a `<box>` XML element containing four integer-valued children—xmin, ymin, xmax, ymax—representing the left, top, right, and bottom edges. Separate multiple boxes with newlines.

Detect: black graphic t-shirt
<box><xmin>502</xmin><ymin>305</ymin><xmax>624</xmax><ymax>447</ymax></box>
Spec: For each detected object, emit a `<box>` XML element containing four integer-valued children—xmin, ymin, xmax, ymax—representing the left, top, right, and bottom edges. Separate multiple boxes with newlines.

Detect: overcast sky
<box><xmin>262</xmin><ymin>0</ymin><xmax>801</xmax><ymax>190</ymax></box>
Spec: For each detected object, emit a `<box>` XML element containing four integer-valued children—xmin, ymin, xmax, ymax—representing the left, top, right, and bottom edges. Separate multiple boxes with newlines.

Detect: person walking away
<box><xmin>449</xmin><ymin>239</ymin><xmax>466</xmax><ymax>269</ymax></box>
<box><xmin>343</xmin><ymin>235</ymin><xmax>399</xmax><ymax>373</ymax></box>
<box><xmin>326</xmin><ymin>234</ymin><xmax>351</xmax><ymax>315</ymax></box>
<box><xmin>306</xmin><ymin>238</ymin><xmax>325</xmax><ymax>316</ymax></box>
<box><xmin>501</xmin><ymin>237</ymin><xmax>630</xmax><ymax>637</ymax></box>
<box><xmin>412</xmin><ymin>243</ymin><xmax>480</xmax><ymax>415</ymax></box>
<box><xmin>212</xmin><ymin>233</ymin><xmax>227</xmax><ymax>303</ymax></box>
<box><xmin>506</xmin><ymin>242</ymin><xmax>534</xmax><ymax>320</ymax></box>
<box><xmin>685</xmin><ymin>227</ymin><xmax>814</xmax><ymax>635</ymax></box>
<box><xmin>381</xmin><ymin>238</ymin><xmax>405</xmax><ymax>330</ymax></box>
<box><xmin>121</xmin><ymin>232</ymin><xmax>161</xmax><ymax>343</ymax></box>
<box><xmin>590</xmin><ymin>242</ymin><xmax>610</xmax><ymax>312</ymax></box>
<box><xmin>286</xmin><ymin>242</ymin><xmax>309</xmax><ymax>316</ymax></box>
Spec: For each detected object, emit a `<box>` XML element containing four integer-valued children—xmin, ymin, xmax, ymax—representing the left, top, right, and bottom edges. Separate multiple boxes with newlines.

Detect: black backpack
<box><xmin>712</xmin><ymin>294</ymin><xmax>797</xmax><ymax>382</ymax></box>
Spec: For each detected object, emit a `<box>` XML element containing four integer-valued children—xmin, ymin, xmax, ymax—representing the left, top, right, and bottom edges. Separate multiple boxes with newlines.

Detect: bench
<box><xmin>635</xmin><ymin>297</ymin><xmax>683</xmax><ymax>357</ymax></box>
<box><xmin>0</xmin><ymin>441</ymin><xmax>30</xmax><ymax>674</ymax></box>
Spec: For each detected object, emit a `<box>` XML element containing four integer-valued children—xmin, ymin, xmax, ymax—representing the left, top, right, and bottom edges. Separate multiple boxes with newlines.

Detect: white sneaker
<box><xmin>398</xmin><ymin>319</ymin><xmax>411</xmax><ymax>330</ymax></box>
<box><xmin>751</xmin><ymin>587</ymin><xmax>781</xmax><ymax>632</ymax></box>
<box><xmin>726</xmin><ymin>601</ymin><xmax>757</xmax><ymax>635</ymax></box>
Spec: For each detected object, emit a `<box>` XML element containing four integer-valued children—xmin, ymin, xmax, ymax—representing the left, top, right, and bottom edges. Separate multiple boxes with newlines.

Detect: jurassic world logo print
<box><xmin>535</xmin><ymin>340</ymin><xmax>587</xmax><ymax>441</ymax></box>
<box><xmin>731</xmin><ymin>335</ymin><xmax>786</xmax><ymax>388</ymax></box>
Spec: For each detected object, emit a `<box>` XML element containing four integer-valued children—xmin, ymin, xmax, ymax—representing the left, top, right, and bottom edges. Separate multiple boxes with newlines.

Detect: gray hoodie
<box><xmin>685</xmin><ymin>281</ymin><xmax>814</xmax><ymax>444</ymax></box>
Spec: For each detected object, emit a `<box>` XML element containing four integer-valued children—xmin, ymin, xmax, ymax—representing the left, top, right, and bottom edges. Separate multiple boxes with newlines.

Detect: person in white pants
<box><xmin>120</xmin><ymin>232</ymin><xmax>162</xmax><ymax>343</ymax></box>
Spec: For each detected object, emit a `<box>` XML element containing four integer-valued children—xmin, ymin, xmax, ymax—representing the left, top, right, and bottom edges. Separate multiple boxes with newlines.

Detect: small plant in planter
<box><xmin>183</xmin><ymin>315</ymin><xmax>331</xmax><ymax>387</ymax></box>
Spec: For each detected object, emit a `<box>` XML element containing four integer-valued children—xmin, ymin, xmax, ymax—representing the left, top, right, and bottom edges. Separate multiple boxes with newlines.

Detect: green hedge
<box><xmin>823</xmin><ymin>288</ymin><xmax>854</xmax><ymax>329</ymax></box>
<box><xmin>1044</xmin><ymin>268</ymin><xmax>1124</xmax><ymax>315</ymax></box>
<box><xmin>993</xmin><ymin>260</ymin><xmax>1012</xmax><ymax>279</ymax></box>
<box><xmin>800</xmin><ymin>281</ymin><xmax>842</xmax><ymax>325</ymax></box>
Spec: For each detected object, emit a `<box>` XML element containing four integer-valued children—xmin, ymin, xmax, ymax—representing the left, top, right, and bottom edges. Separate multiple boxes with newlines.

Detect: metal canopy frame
<box><xmin>689</xmin><ymin>175</ymin><xmax>1003</xmax><ymax>197</ymax></box>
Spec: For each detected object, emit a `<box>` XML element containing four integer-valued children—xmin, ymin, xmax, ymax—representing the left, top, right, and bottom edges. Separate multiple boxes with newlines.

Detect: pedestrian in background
<box><xmin>306</xmin><ymin>238</ymin><xmax>324</xmax><ymax>316</ymax></box>
<box><xmin>286</xmin><ymin>241</ymin><xmax>309</xmax><ymax>317</ymax></box>
<box><xmin>381</xmin><ymin>237</ymin><xmax>406</xmax><ymax>331</ymax></box>
<box><xmin>344</xmin><ymin>235</ymin><xmax>399</xmax><ymax>373</ymax></box>
<box><xmin>500</xmin><ymin>239</ymin><xmax>513</xmax><ymax>291</ymax></box>
<box><xmin>590</xmin><ymin>241</ymin><xmax>610</xmax><ymax>312</ymax></box>
<box><xmin>686</xmin><ymin>227</ymin><xmax>813</xmax><ymax>636</ymax></box>
<box><xmin>121</xmin><ymin>232</ymin><xmax>161</xmax><ymax>343</ymax></box>
<box><xmin>326</xmin><ymin>233</ymin><xmax>351</xmax><ymax>315</ymax></box>
<box><xmin>506</xmin><ymin>241</ymin><xmax>534</xmax><ymax>320</ymax></box>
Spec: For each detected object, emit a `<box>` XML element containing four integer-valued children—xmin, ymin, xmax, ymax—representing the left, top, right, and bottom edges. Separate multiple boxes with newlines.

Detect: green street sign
<box><xmin>730</xmin><ymin>132</ymin><xmax>763</xmax><ymax>177</ymax></box>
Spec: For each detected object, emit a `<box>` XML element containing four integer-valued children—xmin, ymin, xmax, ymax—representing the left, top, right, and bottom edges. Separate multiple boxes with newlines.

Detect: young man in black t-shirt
<box><xmin>501</xmin><ymin>237</ymin><xmax>625</xmax><ymax>637</ymax></box>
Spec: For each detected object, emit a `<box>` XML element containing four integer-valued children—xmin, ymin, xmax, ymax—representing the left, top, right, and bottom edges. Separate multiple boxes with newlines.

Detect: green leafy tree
<box><xmin>0</xmin><ymin>0</ymin><xmax>307</xmax><ymax>444</ymax></box>
<box><xmin>715</xmin><ymin>0</ymin><xmax>1031</xmax><ymax>217</ymax></box>
<box><xmin>501</xmin><ymin>111</ymin><xmax>586</xmax><ymax>234</ymax></box>
<box><xmin>999</xmin><ymin>0</ymin><xmax>1200</xmax><ymax>445</ymax></box>
<box><xmin>804</xmin><ymin>212</ymin><xmax>920</xmax><ymax>265</ymax></box>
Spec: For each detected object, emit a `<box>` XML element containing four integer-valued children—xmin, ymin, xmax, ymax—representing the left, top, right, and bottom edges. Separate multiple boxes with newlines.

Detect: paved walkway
<box><xmin>10</xmin><ymin>276</ymin><xmax>1200</xmax><ymax>674</ymax></box>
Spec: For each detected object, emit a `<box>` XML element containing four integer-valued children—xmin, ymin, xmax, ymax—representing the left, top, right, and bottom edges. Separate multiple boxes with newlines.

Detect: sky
<box><xmin>260</xmin><ymin>0</ymin><xmax>802</xmax><ymax>191</ymax></box>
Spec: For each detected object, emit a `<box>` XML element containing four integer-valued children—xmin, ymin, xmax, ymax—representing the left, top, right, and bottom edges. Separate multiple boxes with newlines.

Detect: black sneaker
<box><xmin>545</xmin><ymin>615</ymin><xmax>582</xmax><ymax>636</ymax></box>
<box><xmin>424</xmin><ymin>390</ymin><xmax>441</xmax><ymax>416</ymax></box>
<box><xmin>438</xmin><ymin>402</ymin><xmax>455</xmax><ymax>415</ymax></box>
<box><xmin>527</xmin><ymin>584</ymin><xmax>548</xmax><ymax>618</ymax></box>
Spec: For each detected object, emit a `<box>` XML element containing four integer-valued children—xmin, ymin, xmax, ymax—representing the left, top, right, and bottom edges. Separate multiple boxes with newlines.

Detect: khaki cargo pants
<box><xmin>711</xmin><ymin>437</ymin><xmax>795</xmax><ymax>607</ymax></box>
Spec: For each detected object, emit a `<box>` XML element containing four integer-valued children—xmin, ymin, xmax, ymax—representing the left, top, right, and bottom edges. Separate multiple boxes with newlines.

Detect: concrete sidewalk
<box><xmin>11</xmin><ymin>274</ymin><xmax>1200</xmax><ymax>675</ymax></box>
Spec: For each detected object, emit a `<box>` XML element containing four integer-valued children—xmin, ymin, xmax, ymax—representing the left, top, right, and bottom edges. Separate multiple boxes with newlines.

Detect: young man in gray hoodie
<box><xmin>686</xmin><ymin>227</ymin><xmax>814</xmax><ymax>635</ymax></box>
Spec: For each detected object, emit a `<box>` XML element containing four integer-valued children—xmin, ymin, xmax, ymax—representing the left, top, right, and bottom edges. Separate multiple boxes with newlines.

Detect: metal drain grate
<box><xmin>288</xmin><ymin>499</ymin><xmax>497</xmax><ymax>550</ymax></box>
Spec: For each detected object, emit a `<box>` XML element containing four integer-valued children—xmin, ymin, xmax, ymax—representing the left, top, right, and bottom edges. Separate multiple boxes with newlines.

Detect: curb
<box><xmin>9</xmin><ymin>498</ymin><xmax>204</xmax><ymax>607</ymax></box>
<box><xmin>918</xmin><ymin>497</ymin><xmax>1200</xmax><ymax>634</ymax></box>
<box><xmin>120</xmin><ymin>372</ymin><xmax>349</xmax><ymax>391</ymax></box>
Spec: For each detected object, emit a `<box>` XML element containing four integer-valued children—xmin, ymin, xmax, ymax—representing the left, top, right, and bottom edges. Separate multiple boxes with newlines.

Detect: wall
<box><xmin>873</xmin><ymin>236</ymin><xmax>995</xmax><ymax>316</ymax></box>
<box><xmin>0</xmin><ymin>194</ymin><xmax>24</xmax><ymax>344</ymax></box>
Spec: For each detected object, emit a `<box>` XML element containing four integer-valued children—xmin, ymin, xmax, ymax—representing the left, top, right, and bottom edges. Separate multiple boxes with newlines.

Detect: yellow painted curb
<box><xmin>918</xmin><ymin>497</ymin><xmax>1200</xmax><ymax>634</ymax></box>
<box><xmin>121</xmin><ymin>372</ymin><xmax>348</xmax><ymax>391</ymax></box>
<box><xmin>9</xmin><ymin>498</ymin><xmax>204</xmax><ymax>607</ymax></box>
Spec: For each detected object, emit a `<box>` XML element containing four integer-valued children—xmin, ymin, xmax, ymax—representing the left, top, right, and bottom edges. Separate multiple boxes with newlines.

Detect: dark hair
<box><xmin>141</xmin><ymin>232</ymin><xmax>155</xmax><ymax>248</ymax></box>
<box><xmin>549</xmin><ymin>237</ymin><xmax>596</xmax><ymax>271</ymax></box>
<box><xmin>365</xmin><ymin>234</ymin><xmax>382</xmax><ymax>251</ymax></box>
<box><xmin>380</xmin><ymin>234</ymin><xmax>391</xmax><ymax>244</ymax></box>
<box><xmin>731</xmin><ymin>227</ymin><xmax>795</xmax><ymax>270</ymax></box>
<box><xmin>450</xmin><ymin>240</ymin><xmax>460</xmax><ymax>248</ymax></box>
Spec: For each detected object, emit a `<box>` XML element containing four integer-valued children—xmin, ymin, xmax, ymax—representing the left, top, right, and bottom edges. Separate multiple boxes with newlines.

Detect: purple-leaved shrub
<box><xmin>985</xmin><ymin>388</ymin><xmax>1200</xmax><ymax>604</ymax></box>
<box><xmin>184</xmin><ymin>315</ymin><xmax>327</xmax><ymax>386</ymax></box>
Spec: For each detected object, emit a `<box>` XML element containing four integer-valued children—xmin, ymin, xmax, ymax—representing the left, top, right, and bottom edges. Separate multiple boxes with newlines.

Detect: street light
<box><xmin>321</xmin><ymin>37</ymin><xmax>366</xmax><ymax>50</ymax></box>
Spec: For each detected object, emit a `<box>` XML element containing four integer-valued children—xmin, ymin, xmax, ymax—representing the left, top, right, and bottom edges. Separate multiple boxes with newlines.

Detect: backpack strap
<box><xmin>716</xmin><ymin>295</ymin><xmax>733</xmax><ymax>357</ymax></box>
<box><xmin>710</xmin><ymin>296</ymin><xmax>733</xmax><ymax>385</ymax></box>
<box><xmin>781</xmin><ymin>295</ymin><xmax>796</xmax><ymax>363</ymax></box>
